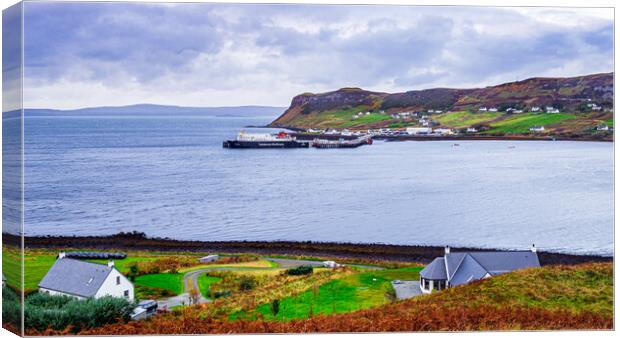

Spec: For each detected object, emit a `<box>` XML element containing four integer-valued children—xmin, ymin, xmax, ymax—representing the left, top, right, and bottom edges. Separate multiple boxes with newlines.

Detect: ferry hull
<box><xmin>223</xmin><ymin>140</ymin><xmax>310</xmax><ymax>148</ymax></box>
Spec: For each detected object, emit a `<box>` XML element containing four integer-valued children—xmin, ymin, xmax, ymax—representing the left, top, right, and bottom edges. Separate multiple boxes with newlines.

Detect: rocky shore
<box><xmin>5</xmin><ymin>232</ymin><xmax>611</xmax><ymax>266</ymax></box>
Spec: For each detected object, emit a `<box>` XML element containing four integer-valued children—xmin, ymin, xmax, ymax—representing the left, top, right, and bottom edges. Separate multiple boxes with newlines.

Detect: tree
<box><xmin>128</xmin><ymin>264</ymin><xmax>139</xmax><ymax>282</ymax></box>
<box><xmin>270</xmin><ymin>299</ymin><xmax>280</xmax><ymax>317</ymax></box>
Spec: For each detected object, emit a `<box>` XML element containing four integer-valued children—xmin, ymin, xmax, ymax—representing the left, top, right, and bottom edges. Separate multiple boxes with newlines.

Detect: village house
<box><xmin>419</xmin><ymin>246</ymin><xmax>540</xmax><ymax>294</ymax></box>
<box><xmin>406</xmin><ymin>127</ymin><xmax>432</xmax><ymax>135</ymax></box>
<box><xmin>597</xmin><ymin>124</ymin><xmax>609</xmax><ymax>131</ymax></box>
<box><xmin>433</xmin><ymin>128</ymin><xmax>454</xmax><ymax>135</ymax></box>
<box><xmin>198</xmin><ymin>254</ymin><xmax>219</xmax><ymax>263</ymax></box>
<box><xmin>478</xmin><ymin>107</ymin><xmax>487</xmax><ymax>112</ymax></box>
<box><xmin>322</xmin><ymin>261</ymin><xmax>342</xmax><ymax>268</ymax></box>
<box><xmin>545</xmin><ymin>106</ymin><xmax>560</xmax><ymax>114</ymax></box>
<box><xmin>530</xmin><ymin>125</ymin><xmax>545</xmax><ymax>132</ymax></box>
<box><xmin>488</xmin><ymin>108</ymin><xmax>498</xmax><ymax>112</ymax></box>
<box><xmin>466</xmin><ymin>127</ymin><xmax>478</xmax><ymax>133</ymax></box>
<box><xmin>38</xmin><ymin>253</ymin><xmax>134</xmax><ymax>300</ymax></box>
<box><xmin>530</xmin><ymin>106</ymin><xmax>541</xmax><ymax>112</ymax></box>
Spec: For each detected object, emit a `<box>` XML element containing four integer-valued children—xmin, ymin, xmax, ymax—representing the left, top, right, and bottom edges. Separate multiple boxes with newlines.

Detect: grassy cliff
<box><xmin>269</xmin><ymin>73</ymin><xmax>613</xmax><ymax>138</ymax></box>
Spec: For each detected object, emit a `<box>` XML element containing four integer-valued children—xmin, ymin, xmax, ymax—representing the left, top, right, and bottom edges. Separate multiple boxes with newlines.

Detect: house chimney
<box><xmin>58</xmin><ymin>252</ymin><xmax>66</xmax><ymax>259</ymax></box>
<box><xmin>531</xmin><ymin>244</ymin><xmax>537</xmax><ymax>253</ymax></box>
<box><xmin>445</xmin><ymin>246</ymin><xmax>450</xmax><ymax>255</ymax></box>
<box><xmin>107</xmin><ymin>260</ymin><xmax>115</xmax><ymax>268</ymax></box>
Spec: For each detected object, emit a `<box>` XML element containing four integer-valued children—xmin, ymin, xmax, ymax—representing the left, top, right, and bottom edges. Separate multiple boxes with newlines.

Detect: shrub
<box><xmin>287</xmin><ymin>265</ymin><xmax>313</xmax><ymax>276</ymax></box>
<box><xmin>239</xmin><ymin>276</ymin><xmax>257</xmax><ymax>291</ymax></box>
<box><xmin>270</xmin><ymin>299</ymin><xmax>280</xmax><ymax>316</ymax></box>
<box><xmin>2</xmin><ymin>287</ymin><xmax>21</xmax><ymax>328</ymax></box>
<box><xmin>212</xmin><ymin>290</ymin><xmax>232</xmax><ymax>299</ymax></box>
<box><xmin>23</xmin><ymin>293</ymin><xmax>134</xmax><ymax>332</ymax></box>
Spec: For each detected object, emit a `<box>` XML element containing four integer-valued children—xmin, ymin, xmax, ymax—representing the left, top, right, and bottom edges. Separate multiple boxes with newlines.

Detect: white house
<box><xmin>433</xmin><ymin>128</ymin><xmax>454</xmax><ymax>135</ymax></box>
<box><xmin>545</xmin><ymin>106</ymin><xmax>559</xmax><ymax>114</ymax></box>
<box><xmin>198</xmin><ymin>254</ymin><xmax>219</xmax><ymax>263</ymax></box>
<box><xmin>406</xmin><ymin>127</ymin><xmax>432</xmax><ymax>135</ymax></box>
<box><xmin>38</xmin><ymin>253</ymin><xmax>134</xmax><ymax>300</ymax></box>
<box><xmin>478</xmin><ymin>107</ymin><xmax>487</xmax><ymax>112</ymax></box>
<box><xmin>322</xmin><ymin>261</ymin><xmax>342</xmax><ymax>268</ymax></box>
<box><xmin>419</xmin><ymin>246</ymin><xmax>540</xmax><ymax>294</ymax></box>
<box><xmin>596</xmin><ymin>124</ymin><xmax>609</xmax><ymax>131</ymax></box>
<box><xmin>531</xmin><ymin>106</ymin><xmax>541</xmax><ymax>112</ymax></box>
<box><xmin>529</xmin><ymin>126</ymin><xmax>545</xmax><ymax>132</ymax></box>
<box><xmin>466</xmin><ymin>127</ymin><xmax>478</xmax><ymax>133</ymax></box>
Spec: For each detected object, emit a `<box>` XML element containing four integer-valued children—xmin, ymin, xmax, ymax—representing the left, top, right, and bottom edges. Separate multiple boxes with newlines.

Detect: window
<box><xmin>116</xmin><ymin>276</ymin><xmax>121</xmax><ymax>285</ymax></box>
<box><xmin>124</xmin><ymin>290</ymin><xmax>129</xmax><ymax>298</ymax></box>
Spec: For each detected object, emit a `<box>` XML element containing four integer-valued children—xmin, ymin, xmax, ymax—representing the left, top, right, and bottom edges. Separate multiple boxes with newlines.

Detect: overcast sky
<box><xmin>22</xmin><ymin>2</ymin><xmax>613</xmax><ymax>109</ymax></box>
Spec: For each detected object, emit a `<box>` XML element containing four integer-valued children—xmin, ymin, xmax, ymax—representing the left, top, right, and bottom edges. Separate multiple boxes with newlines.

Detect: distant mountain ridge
<box><xmin>25</xmin><ymin>104</ymin><xmax>286</xmax><ymax>117</ymax></box>
<box><xmin>270</xmin><ymin>72</ymin><xmax>613</xmax><ymax>128</ymax></box>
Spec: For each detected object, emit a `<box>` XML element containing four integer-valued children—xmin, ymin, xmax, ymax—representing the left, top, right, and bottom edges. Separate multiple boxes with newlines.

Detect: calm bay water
<box><xmin>23</xmin><ymin>115</ymin><xmax>614</xmax><ymax>256</ymax></box>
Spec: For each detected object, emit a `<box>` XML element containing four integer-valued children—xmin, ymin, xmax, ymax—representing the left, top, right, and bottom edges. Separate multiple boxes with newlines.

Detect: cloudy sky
<box><xmin>22</xmin><ymin>2</ymin><xmax>613</xmax><ymax>109</ymax></box>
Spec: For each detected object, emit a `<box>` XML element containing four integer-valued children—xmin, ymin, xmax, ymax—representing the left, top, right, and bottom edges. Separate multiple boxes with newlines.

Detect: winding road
<box><xmin>156</xmin><ymin>257</ymin><xmax>383</xmax><ymax>310</ymax></box>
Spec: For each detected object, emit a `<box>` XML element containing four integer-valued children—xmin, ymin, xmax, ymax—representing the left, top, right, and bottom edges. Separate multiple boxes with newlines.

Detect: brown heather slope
<box><xmin>34</xmin><ymin>262</ymin><xmax>612</xmax><ymax>335</ymax></box>
<box><xmin>269</xmin><ymin>72</ymin><xmax>613</xmax><ymax>129</ymax></box>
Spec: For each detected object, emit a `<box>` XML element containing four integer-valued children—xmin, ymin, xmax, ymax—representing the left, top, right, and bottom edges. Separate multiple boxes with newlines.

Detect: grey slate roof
<box><xmin>449</xmin><ymin>254</ymin><xmax>489</xmax><ymax>286</ymax></box>
<box><xmin>38</xmin><ymin>258</ymin><xmax>113</xmax><ymax>298</ymax></box>
<box><xmin>420</xmin><ymin>250</ymin><xmax>540</xmax><ymax>286</ymax></box>
<box><xmin>419</xmin><ymin>257</ymin><xmax>447</xmax><ymax>280</ymax></box>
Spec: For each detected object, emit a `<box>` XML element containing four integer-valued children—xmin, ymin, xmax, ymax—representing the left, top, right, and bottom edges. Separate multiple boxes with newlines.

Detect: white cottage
<box><xmin>38</xmin><ymin>253</ymin><xmax>134</xmax><ymax>300</ymax></box>
<box><xmin>198</xmin><ymin>254</ymin><xmax>220</xmax><ymax>263</ymax></box>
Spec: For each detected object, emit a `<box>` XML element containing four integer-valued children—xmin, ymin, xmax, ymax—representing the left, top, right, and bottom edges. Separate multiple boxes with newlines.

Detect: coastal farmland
<box><xmin>40</xmin><ymin>262</ymin><xmax>612</xmax><ymax>334</ymax></box>
<box><xmin>3</xmin><ymin>239</ymin><xmax>613</xmax><ymax>335</ymax></box>
<box><xmin>434</xmin><ymin>111</ymin><xmax>502</xmax><ymax>128</ymax></box>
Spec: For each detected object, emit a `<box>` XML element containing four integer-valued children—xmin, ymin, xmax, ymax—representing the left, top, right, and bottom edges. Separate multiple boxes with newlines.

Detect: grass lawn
<box><xmin>2</xmin><ymin>246</ymin><xmax>23</xmax><ymax>290</ymax></box>
<box><xmin>134</xmin><ymin>273</ymin><xmax>184</xmax><ymax>294</ymax></box>
<box><xmin>235</xmin><ymin>267</ymin><xmax>422</xmax><ymax>321</ymax></box>
<box><xmin>339</xmin><ymin>113</ymin><xmax>392</xmax><ymax>128</ymax></box>
<box><xmin>197</xmin><ymin>274</ymin><xmax>222</xmax><ymax>298</ymax></box>
<box><xmin>87</xmin><ymin>256</ymin><xmax>159</xmax><ymax>273</ymax></box>
<box><xmin>290</xmin><ymin>105</ymin><xmax>393</xmax><ymax>129</ymax></box>
<box><xmin>488</xmin><ymin>113</ymin><xmax>576</xmax><ymax>133</ymax></box>
<box><xmin>434</xmin><ymin>111</ymin><xmax>501</xmax><ymax>128</ymax></box>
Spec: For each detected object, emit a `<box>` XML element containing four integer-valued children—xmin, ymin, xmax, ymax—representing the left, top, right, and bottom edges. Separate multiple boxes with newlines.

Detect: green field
<box><xmin>87</xmin><ymin>256</ymin><xmax>159</xmax><ymax>273</ymax></box>
<box><xmin>197</xmin><ymin>274</ymin><xmax>222</xmax><ymax>298</ymax></box>
<box><xmin>234</xmin><ymin>267</ymin><xmax>422</xmax><ymax>321</ymax></box>
<box><xmin>434</xmin><ymin>111</ymin><xmax>501</xmax><ymax>128</ymax></box>
<box><xmin>134</xmin><ymin>273</ymin><xmax>184</xmax><ymax>294</ymax></box>
<box><xmin>2</xmin><ymin>247</ymin><xmax>24</xmax><ymax>290</ymax></box>
<box><xmin>288</xmin><ymin>105</ymin><xmax>395</xmax><ymax>129</ymax></box>
<box><xmin>488</xmin><ymin>113</ymin><xmax>576</xmax><ymax>133</ymax></box>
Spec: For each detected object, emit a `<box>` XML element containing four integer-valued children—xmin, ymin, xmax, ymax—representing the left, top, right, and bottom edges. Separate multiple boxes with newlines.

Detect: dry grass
<box><xmin>31</xmin><ymin>262</ymin><xmax>612</xmax><ymax>335</ymax></box>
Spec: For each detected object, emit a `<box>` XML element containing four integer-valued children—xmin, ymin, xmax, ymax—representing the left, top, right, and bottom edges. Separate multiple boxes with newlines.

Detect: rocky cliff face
<box><xmin>270</xmin><ymin>72</ymin><xmax>613</xmax><ymax>128</ymax></box>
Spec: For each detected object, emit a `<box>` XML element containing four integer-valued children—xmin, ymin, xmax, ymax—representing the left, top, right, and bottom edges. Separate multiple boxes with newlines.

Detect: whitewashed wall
<box><xmin>94</xmin><ymin>268</ymin><xmax>134</xmax><ymax>301</ymax></box>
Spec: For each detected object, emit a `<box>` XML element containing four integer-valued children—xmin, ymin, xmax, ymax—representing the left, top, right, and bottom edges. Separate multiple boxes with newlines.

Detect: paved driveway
<box><xmin>391</xmin><ymin>280</ymin><xmax>423</xmax><ymax>300</ymax></box>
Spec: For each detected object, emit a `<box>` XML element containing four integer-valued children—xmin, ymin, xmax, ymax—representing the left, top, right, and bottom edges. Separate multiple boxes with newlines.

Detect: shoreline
<box><xmin>255</xmin><ymin>125</ymin><xmax>613</xmax><ymax>142</ymax></box>
<box><xmin>4</xmin><ymin>232</ymin><xmax>612</xmax><ymax>266</ymax></box>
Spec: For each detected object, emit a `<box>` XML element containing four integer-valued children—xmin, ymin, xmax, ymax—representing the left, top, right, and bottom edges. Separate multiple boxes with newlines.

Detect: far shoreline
<box><xmin>248</xmin><ymin>125</ymin><xmax>613</xmax><ymax>142</ymax></box>
<box><xmin>4</xmin><ymin>232</ymin><xmax>612</xmax><ymax>266</ymax></box>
